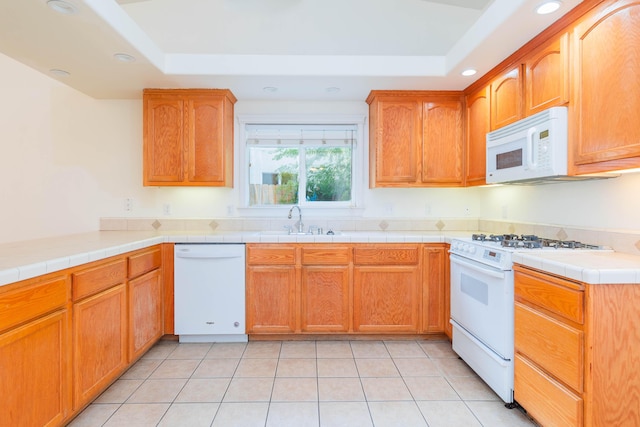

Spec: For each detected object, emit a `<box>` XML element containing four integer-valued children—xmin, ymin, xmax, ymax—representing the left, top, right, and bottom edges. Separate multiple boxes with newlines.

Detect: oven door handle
<box><xmin>450</xmin><ymin>255</ymin><xmax>506</xmax><ymax>280</ymax></box>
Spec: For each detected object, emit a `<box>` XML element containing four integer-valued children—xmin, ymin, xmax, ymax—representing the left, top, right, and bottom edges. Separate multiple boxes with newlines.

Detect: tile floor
<box><xmin>68</xmin><ymin>340</ymin><xmax>537</xmax><ymax>427</ymax></box>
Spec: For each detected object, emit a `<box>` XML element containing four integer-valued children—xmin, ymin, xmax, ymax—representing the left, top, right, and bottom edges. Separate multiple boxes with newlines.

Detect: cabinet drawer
<box><xmin>302</xmin><ymin>246</ymin><xmax>351</xmax><ymax>265</ymax></box>
<box><xmin>72</xmin><ymin>258</ymin><xmax>127</xmax><ymax>301</ymax></box>
<box><xmin>354</xmin><ymin>245</ymin><xmax>419</xmax><ymax>265</ymax></box>
<box><xmin>128</xmin><ymin>247</ymin><xmax>162</xmax><ymax>279</ymax></box>
<box><xmin>247</xmin><ymin>246</ymin><xmax>296</xmax><ymax>265</ymax></box>
<box><xmin>515</xmin><ymin>302</ymin><xmax>583</xmax><ymax>392</ymax></box>
<box><xmin>0</xmin><ymin>275</ymin><xmax>68</xmax><ymax>333</ymax></box>
<box><xmin>515</xmin><ymin>266</ymin><xmax>584</xmax><ymax>323</ymax></box>
<box><xmin>515</xmin><ymin>354</ymin><xmax>583</xmax><ymax>427</ymax></box>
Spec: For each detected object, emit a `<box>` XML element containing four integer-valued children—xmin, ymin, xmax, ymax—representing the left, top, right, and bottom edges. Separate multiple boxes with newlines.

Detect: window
<box><xmin>238</xmin><ymin>117</ymin><xmax>365</xmax><ymax>210</ymax></box>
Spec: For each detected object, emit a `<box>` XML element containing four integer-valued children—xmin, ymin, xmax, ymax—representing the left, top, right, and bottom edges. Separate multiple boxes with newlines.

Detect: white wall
<box><xmin>0</xmin><ymin>53</ymin><xmax>141</xmax><ymax>243</ymax></box>
<box><xmin>479</xmin><ymin>172</ymin><xmax>640</xmax><ymax>231</ymax></box>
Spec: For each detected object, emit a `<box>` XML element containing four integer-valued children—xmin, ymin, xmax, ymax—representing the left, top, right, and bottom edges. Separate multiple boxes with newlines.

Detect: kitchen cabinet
<box><xmin>570</xmin><ymin>0</ymin><xmax>640</xmax><ymax>174</ymax></box>
<box><xmin>143</xmin><ymin>89</ymin><xmax>236</xmax><ymax>187</ymax></box>
<box><xmin>300</xmin><ymin>246</ymin><xmax>352</xmax><ymax>332</ymax></box>
<box><xmin>422</xmin><ymin>100</ymin><xmax>464</xmax><ymax>186</ymax></box>
<box><xmin>464</xmin><ymin>85</ymin><xmax>490</xmax><ymax>186</ymax></box>
<box><xmin>246</xmin><ymin>245</ymin><xmax>297</xmax><ymax>333</ymax></box>
<box><xmin>514</xmin><ymin>264</ymin><xmax>640</xmax><ymax>427</ymax></box>
<box><xmin>366</xmin><ymin>91</ymin><xmax>464</xmax><ymax>188</ymax></box>
<box><xmin>490</xmin><ymin>66</ymin><xmax>523</xmax><ymax>130</ymax></box>
<box><xmin>0</xmin><ymin>245</ymin><xmax>167</xmax><ymax>426</ymax></box>
<box><xmin>422</xmin><ymin>245</ymin><xmax>448</xmax><ymax>334</ymax></box>
<box><xmin>524</xmin><ymin>32</ymin><xmax>570</xmax><ymax>116</ymax></box>
<box><xmin>128</xmin><ymin>247</ymin><xmax>163</xmax><ymax>361</ymax></box>
<box><xmin>71</xmin><ymin>259</ymin><xmax>128</xmax><ymax>410</ymax></box>
<box><xmin>0</xmin><ymin>275</ymin><xmax>70</xmax><ymax>427</ymax></box>
<box><xmin>353</xmin><ymin>245</ymin><xmax>421</xmax><ymax>333</ymax></box>
<box><xmin>246</xmin><ymin>243</ymin><xmax>447</xmax><ymax>337</ymax></box>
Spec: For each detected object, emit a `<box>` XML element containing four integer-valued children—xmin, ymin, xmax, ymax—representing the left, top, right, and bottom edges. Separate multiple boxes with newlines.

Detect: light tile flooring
<box><xmin>68</xmin><ymin>340</ymin><xmax>536</xmax><ymax>427</ymax></box>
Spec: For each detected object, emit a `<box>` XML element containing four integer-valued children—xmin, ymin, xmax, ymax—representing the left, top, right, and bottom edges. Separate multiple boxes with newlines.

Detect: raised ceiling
<box><xmin>0</xmin><ymin>0</ymin><xmax>582</xmax><ymax>100</ymax></box>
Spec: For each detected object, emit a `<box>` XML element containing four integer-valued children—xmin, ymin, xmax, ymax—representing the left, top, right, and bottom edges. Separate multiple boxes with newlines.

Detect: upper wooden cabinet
<box><xmin>464</xmin><ymin>85</ymin><xmax>490</xmax><ymax>186</ymax></box>
<box><xmin>524</xmin><ymin>32</ymin><xmax>570</xmax><ymax>116</ymax></box>
<box><xmin>490</xmin><ymin>66</ymin><xmax>523</xmax><ymax>130</ymax></box>
<box><xmin>367</xmin><ymin>91</ymin><xmax>464</xmax><ymax>188</ymax></box>
<box><xmin>570</xmin><ymin>0</ymin><xmax>640</xmax><ymax>174</ymax></box>
<box><xmin>367</xmin><ymin>93</ymin><xmax>422</xmax><ymax>186</ymax></box>
<box><xmin>143</xmin><ymin>89</ymin><xmax>236</xmax><ymax>187</ymax></box>
<box><xmin>422</xmin><ymin>100</ymin><xmax>464</xmax><ymax>185</ymax></box>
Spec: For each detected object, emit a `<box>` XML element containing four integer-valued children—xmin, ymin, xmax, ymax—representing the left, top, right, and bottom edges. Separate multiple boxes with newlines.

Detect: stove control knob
<box><xmin>468</xmin><ymin>246</ymin><xmax>476</xmax><ymax>254</ymax></box>
<box><xmin>462</xmin><ymin>244</ymin><xmax>470</xmax><ymax>252</ymax></box>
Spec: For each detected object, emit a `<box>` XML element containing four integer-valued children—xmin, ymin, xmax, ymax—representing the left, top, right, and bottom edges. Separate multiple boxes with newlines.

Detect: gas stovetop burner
<box><xmin>469</xmin><ymin>234</ymin><xmax>603</xmax><ymax>250</ymax></box>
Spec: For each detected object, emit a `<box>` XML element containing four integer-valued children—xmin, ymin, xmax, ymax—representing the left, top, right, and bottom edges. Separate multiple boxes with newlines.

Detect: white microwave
<box><xmin>486</xmin><ymin>106</ymin><xmax>568</xmax><ymax>184</ymax></box>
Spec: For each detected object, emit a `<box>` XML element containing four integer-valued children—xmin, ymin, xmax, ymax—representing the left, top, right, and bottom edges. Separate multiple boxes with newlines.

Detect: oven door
<box><xmin>449</xmin><ymin>253</ymin><xmax>514</xmax><ymax>359</ymax></box>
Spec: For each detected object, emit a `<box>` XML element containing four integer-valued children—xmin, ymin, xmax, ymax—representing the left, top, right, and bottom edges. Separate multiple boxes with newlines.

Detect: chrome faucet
<box><xmin>287</xmin><ymin>205</ymin><xmax>304</xmax><ymax>233</ymax></box>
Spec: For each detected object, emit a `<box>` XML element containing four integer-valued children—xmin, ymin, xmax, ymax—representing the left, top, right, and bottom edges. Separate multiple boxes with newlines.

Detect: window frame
<box><xmin>237</xmin><ymin>114</ymin><xmax>366</xmax><ymax>215</ymax></box>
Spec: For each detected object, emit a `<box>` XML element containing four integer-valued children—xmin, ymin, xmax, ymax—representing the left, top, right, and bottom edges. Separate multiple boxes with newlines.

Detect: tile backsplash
<box><xmin>100</xmin><ymin>217</ymin><xmax>640</xmax><ymax>255</ymax></box>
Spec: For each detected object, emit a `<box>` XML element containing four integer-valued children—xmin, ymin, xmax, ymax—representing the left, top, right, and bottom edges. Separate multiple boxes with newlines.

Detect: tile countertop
<box><xmin>512</xmin><ymin>251</ymin><xmax>640</xmax><ymax>285</ymax></box>
<box><xmin>1</xmin><ymin>230</ymin><xmax>639</xmax><ymax>288</ymax></box>
<box><xmin>0</xmin><ymin>230</ymin><xmax>463</xmax><ymax>288</ymax></box>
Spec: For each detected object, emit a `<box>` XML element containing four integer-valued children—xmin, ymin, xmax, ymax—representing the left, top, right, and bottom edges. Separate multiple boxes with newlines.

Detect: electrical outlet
<box><xmin>425</xmin><ymin>204</ymin><xmax>432</xmax><ymax>216</ymax></box>
<box><xmin>501</xmin><ymin>205</ymin><xmax>508</xmax><ymax>219</ymax></box>
<box><xmin>464</xmin><ymin>207</ymin><xmax>470</xmax><ymax>216</ymax></box>
<box><xmin>162</xmin><ymin>203</ymin><xmax>171</xmax><ymax>215</ymax></box>
<box><xmin>383</xmin><ymin>203</ymin><xmax>394</xmax><ymax>215</ymax></box>
<box><xmin>124</xmin><ymin>197</ymin><xmax>133</xmax><ymax>212</ymax></box>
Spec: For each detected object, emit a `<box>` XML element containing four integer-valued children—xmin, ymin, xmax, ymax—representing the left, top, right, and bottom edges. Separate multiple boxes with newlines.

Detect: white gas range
<box><xmin>449</xmin><ymin>234</ymin><xmax>606</xmax><ymax>405</ymax></box>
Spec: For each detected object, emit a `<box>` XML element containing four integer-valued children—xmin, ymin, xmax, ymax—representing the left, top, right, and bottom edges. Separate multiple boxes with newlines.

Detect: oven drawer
<box><xmin>515</xmin><ymin>302</ymin><xmax>583</xmax><ymax>392</ymax></box>
<box><xmin>515</xmin><ymin>354</ymin><xmax>583</xmax><ymax>427</ymax></box>
<box><xmin>514</xmin><ymin>266</ymin><xmax>584</xmax><ymax>324</ymax></box>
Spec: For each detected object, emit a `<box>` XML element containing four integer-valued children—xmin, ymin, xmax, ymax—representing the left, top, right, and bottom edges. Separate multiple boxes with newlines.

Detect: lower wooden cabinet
<box><xmin>423</xmin><ymin>245</ymin><xmax>448</xmax><ymax>334</ymax></box>
<box><xmin>300</xmin><ymin>246</ymin><xmax>351</xmax><ymax>332</ymax></box>
<box><xmin>246</xmin><ymin>243</ymin><xmax>447</xmax><ymax>336</ymax></box>
<box><xmin>72</xmin><ymin>284</ymin><xmax>128</xmax><ymax>410</ymax></box>
<box><xmin>129</xmin><ymin>269</ymin><xmax>163</xmax><ymax>360</ymax></box>
<box><xmin>0</xmin><ymin>244</ymin><xmax>167</xmax><ymax>427</ymax></box>
<box><xmin>0</xmin><ymin>310</ymin><xmax>70</xmax><ymax>427</ymax></box>
<box><xmin>246</xmin><ymin>265</ymin><xmax>297</xmax><ymax>333</ymax></box>
<box><xmin>514</xmin><ymin>264</ymin><xmax>640</xmax><ymax>427</ymax></box>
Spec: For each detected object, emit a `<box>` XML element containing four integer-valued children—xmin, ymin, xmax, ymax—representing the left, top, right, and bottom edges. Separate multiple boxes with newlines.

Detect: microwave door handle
<box><xmin>527</xmin><ymin>127</ymin><xmax>537</xmax><ymax>170</ymax></box>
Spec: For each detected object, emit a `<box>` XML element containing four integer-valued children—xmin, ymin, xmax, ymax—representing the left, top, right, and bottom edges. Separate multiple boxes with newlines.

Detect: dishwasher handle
<box><xmin>175</xmin><ymin>249</ymin><xmax>244</xmax><ymax>259</ymax></box>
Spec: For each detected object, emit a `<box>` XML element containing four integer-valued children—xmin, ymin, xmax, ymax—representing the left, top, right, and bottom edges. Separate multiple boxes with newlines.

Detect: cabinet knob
<box><xmin>234</xmin><ymin>322</ymin><xmax>240</xmax><ymax>327</ymax></box>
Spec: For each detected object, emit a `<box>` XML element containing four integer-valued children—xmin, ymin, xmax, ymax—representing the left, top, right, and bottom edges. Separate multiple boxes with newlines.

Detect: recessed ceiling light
<box><xmin>461</xmin><ymin>68</ymin><xmax>477</xmax><ymax>77</ymax></box>
<box><xmin>536</xmin><ymin>1</ymin><xmax>561</xmax><ymax>15</ymax></box>
<box><xmin>263</xmin><ymin>86</ymin><xmax>278</xmax><ymax>93</ymax></box>
<box><xmin>46</xmin><ymin>0</ymin><xmax>78</xmax><ymax>15</ymax></box>
<box><xmin>326</xmin><ymin>87</ymin><xmax>341</xmax><ymax>93</ymax></box>
<box><xmin>113</xmin><ymin>53</ymin><xmax>136</xmax><ymax>63</ymax></box>
<box><xmin>49</xmin><ymin>68</ymin><xmax>70</xmax><ymax>77</ymax></box>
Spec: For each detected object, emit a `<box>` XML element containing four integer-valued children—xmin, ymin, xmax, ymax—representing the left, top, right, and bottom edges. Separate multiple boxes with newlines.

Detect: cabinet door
<box><xmin>143</xmin><ymin>96</ymin><xmax>185</xmax><ymax>185</ymax></box>
<box><xmin>490</xmin><ymin>66</ymin><xmax>523</xmax><ymax>130</ymax></box>
<box><xmin>129</xmin><ymin>269</ymin><xmax>163</xmax><ymax>361</ymax></box>
<box><xmin>422</xmin><ymin>246</ymin><xmax>447</xmax><ymax>333</ymax></box>
<box><xmin>525</xmin><ymin>33</ymin><xmax>570</xmax><ymax>116</ymax></box>
<box><xmin>301</xmin><ymin>266</ymin><xmax>350</xmax><ymax>332</ymax></box>
<box><xmin>422</xmin><ymin>100</ymin><xmax>464</xmax><ymax>186</ymax></box>
<box><xmin>465</xmin><ymin>86</ymin><xmax>489</xmax><ymax>186</ymax></box>
<box><xmin>370</xmin><ymin>98</ymin><xmax>422</xmax><ymax>186</ymax></box>
<box><xmin>73</xmin><ymin>284</ymin><xmax>128</xmax><ymax>410</ymax></box>
<box><xmin>0</xmin><ymin>310</ymin><xmax>70</xmax><ymax>427</ymax></box>
<box><xmin>571</xmin><ymin>0</ymin><xmax>640</xmax><ymax>172</ymax></box>
<box><xmin>353</xmin><ymin>266</ymin><xmax>421</xmax><ymax>332</ymax></box>
<box><xmin>246</xmin><ymin>266</ymin><xmax>297</xmax><ymax>333</ymax></box>
<box><xmin>187</xmin><ymin>96</ymin><xmax>229</xmax><ymax>185</ymax></box>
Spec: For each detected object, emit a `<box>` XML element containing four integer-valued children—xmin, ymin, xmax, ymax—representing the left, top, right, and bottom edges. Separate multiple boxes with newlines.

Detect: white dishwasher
<box><xmin>174</xmin><ymin>244</ymin><xmax>247</xmax><ymax>343</ymax></box>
